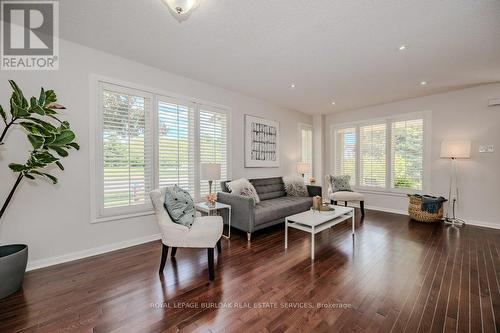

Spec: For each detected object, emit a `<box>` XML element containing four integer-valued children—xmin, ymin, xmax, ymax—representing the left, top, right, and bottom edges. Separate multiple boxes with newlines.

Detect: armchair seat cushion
<box><xmin>254</xmin><ymin>196</ymin><xmax>312</xmax><ymax>226</ymax></box>
<box><xmin>330</xmin><ymin>191</ymin><xmax>364</xmax><ymax>202</ymax></box>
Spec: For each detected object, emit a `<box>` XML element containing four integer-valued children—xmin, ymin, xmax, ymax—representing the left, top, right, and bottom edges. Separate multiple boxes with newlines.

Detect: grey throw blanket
<box><xmin>416</xmin><ymin>195</ymin><xmax>446</xmax><ymax>214</ymax></box>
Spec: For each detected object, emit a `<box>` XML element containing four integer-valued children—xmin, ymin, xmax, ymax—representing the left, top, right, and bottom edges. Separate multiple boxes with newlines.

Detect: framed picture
<box><xmin>244</xmin><ymin>115</ymin><xmax>280</xmax><ymax>168</ymax></box>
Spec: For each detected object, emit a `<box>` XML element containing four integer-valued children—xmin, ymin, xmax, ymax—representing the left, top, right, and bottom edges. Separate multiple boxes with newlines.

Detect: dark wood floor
<box><xmin>1</xmin><ymin>209</ymin><xmax>499</xmax><ymax>332</ymax></box>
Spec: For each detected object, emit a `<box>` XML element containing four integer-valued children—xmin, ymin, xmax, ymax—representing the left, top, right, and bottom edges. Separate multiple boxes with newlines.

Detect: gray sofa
<box><xmin>217</xmin><ymin>177</ymin><xmax>315</xmax><ymax>241</ymax></box>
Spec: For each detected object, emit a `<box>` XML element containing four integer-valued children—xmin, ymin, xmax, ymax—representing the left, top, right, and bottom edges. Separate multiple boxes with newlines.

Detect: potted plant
<box><xmin>0</xmin><ymin>80</ymin><xmax>79</xmax><ymax>299</ymax></box>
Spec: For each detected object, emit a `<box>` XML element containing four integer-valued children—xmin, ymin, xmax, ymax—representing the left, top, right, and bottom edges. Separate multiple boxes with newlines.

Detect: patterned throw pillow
<box><xmin>330</xmin><ymin>175</ymin><xmax>352</xmax><ymax>192</ymax></box>
<box><xmin>164</xmin><ymin>185</ymin><xmax>195</xmax><ymax>228</ymax></box>
<box><xmin>227</xmin><ymin>178</ymin><xmax>260</xmax><ymax>204</ymax></box>
<box><xmin>283</xmin><ymin>175</ymin><xmax>309</xmax><ymax>197</ymax></box>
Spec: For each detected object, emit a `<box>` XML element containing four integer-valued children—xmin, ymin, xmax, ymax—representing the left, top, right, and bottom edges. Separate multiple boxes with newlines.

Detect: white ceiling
<box><xmin>60</xmin><ymin>0</ymin><xmax>500</xmax><ymax>114</ymax></box>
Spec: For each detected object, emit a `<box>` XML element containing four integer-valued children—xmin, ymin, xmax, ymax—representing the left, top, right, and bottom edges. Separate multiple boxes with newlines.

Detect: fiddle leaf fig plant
<box><xmin>0</xmin><ymin>80</ymin><xmax>79</xmax><ymax>219</ymax></box>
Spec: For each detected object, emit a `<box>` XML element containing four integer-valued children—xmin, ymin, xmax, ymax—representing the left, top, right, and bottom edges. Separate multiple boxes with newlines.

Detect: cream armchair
<box><xmin>149</xmin><ymin>188</ymin><xmax>223</xmax><ymax>281</ymax></box>
<box><xmin>325</xmin><ymin>175</ymin><xmax>365</xmax><ymax>216</ymax></box>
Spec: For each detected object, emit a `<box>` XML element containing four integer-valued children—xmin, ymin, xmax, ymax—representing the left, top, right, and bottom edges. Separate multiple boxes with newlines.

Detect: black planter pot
<box><xmin>0</xmin><ymin>244</ymin><xmax>28</xmax><ymax>299</ymax></box>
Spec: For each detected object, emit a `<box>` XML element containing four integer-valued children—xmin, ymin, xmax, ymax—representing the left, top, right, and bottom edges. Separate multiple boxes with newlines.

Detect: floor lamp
<box><xmin>440</xmin><ymin>140</ymin><xmax>471</xmax><ymax>226</ymax></box>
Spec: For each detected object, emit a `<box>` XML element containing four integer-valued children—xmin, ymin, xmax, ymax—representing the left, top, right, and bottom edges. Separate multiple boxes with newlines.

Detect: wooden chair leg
<box><xmin>207</xmin><ymin>248</ymin><xmax>215</xmax><ymax>281</ymax></box>
<box><xmin>170</xmin><ymin>247</ymin><xmax>177</xmax><ymax>257</ymax></box>
<box><xmin>159</xmin><ymin>244</ymin><xmax>168</xmax><ymax>273</ymax></box>
<box><xmin>344</xmin><ymin>201</ymin><xmax>348</xmax><ymax>207</ymax></box>
<box><xmin>360</xmin><ymin>201</ymin><xmax>365</xmax><ymax>216</ymax></box>
<box><xmin>217</xmin><ymin>239</ymin><xmax>221</xmax><ymax>254</ymax></box>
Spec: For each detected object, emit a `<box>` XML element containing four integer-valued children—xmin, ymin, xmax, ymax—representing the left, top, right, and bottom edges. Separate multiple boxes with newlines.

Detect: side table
<box><xmin>195</xmin><ymin>202</ymin><xmax>232</xmax><ymax>239</ymax></box>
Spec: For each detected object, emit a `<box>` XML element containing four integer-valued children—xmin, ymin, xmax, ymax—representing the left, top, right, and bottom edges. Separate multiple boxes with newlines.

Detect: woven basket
<box><xmin>407</xmin><ymin>195</ymin><xmax>445</xmax><ymax>223</ymax></box>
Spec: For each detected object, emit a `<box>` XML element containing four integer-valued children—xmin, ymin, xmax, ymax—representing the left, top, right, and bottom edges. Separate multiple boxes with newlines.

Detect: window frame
<box><xmin>331</xmin><ymin>111</ymin><xmax>431</xmax><ymax>196</ymax></box>
<box><xmin>298</xmin><ymin>122</ymin><xmax>314</xmax><ymax>180</ymax></box>
<box><xmin>90</xmin><ymin>75</ymin><xmax>231</xmax><ymax>223</ymax></box>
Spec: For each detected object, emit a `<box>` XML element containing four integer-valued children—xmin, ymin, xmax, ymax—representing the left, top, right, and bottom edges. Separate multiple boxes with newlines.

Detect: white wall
<box><xmin>325</xmin><ymin>83</ymin><xmax>500</xmax><ymax>228</ymax></box>
<box><xmin>0</xmin><ymin>40</ymin><xmax>311</xmax><ymax>266</ymax></box>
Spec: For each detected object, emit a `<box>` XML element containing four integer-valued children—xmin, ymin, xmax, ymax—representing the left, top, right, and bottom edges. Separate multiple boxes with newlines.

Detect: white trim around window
<box><xmin>330</xmin><ymin>111</ymin><xmax>431</xmax><ymax>195</ymax></box>
<box><xmin>298</xmin><ymin>122</ymin><xmax>313</xmax><ymax>180</ymax></box>
<box><xmin>89</xmin><ymin>75</ymin><xmax>231</xmax><ymax>223</ymax></box>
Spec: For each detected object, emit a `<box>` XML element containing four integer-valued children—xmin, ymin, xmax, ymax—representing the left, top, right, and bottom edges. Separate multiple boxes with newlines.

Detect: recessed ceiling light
<box><xmin>331</xmin><ymin>101</ymin><xmax>336</xmax><ymax>105</ymax></box>
<box><xmin>399</xmin><ymin>44</ymin><xmax>408</xmax><ymax>51</ymax></box>
<box><xmin>420</xmin><ymin>80</ymin><xmax>428</xmax><ymax>86</ymax></box>
<box><xmin>290</xmin><ymin>84</ymin><xmax>296</xmax><ymax>88</ymax></box>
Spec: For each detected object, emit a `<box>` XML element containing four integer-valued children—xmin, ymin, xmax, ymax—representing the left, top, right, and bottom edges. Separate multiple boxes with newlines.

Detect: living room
<box><xmin>0</xmin><ymin>1</ymin><xmax>499</xmax><ymax>332</ymax></box>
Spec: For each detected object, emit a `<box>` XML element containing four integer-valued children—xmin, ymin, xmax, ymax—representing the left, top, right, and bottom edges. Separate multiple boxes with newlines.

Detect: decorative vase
<box><xmin>0</xmin><ymin>244</ymin><xmax>28</xmax><ymax>299</ymax></box>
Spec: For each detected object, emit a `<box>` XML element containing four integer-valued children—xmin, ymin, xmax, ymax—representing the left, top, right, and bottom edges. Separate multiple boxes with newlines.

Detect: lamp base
<box><xmin>443</xmin><ymin>217</ymin><xmax>465</xmax><ymax>227</ymax></box>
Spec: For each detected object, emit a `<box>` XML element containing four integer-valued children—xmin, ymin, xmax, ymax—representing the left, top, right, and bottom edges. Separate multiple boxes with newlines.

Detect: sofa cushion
<box><xmin>254</xmin><ymin>196</ymin><xmax>312</xmax><ymax>226</ymax></box>
<box><xmin>250</xmin><ymin>177</ymin><xmax>286</xmax><ymax>201</ymax></box>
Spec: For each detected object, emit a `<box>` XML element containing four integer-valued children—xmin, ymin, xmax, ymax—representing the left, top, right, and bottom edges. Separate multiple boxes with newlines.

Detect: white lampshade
<box><xmin>440</xmin><ymin>140</ymin><xmax>471</xmax><ymax>159</ymax></box>
<box><xmin>164</xmin><ymin>0</ymin><xmax>197</xmax><ymax>15</ymax></box>
<box><xmin>297</xmin><ymin>162</ymin><xmax>311</xmax><ymax>174</ymax></box>
<box><xmin>200</xmin><ymin>163</ymin><xmax>221</xmax><ymax>180</ymax></box>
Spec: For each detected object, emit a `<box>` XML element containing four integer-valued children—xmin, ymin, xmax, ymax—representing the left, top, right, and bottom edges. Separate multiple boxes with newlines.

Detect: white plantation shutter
<box><xmin>391</xmin><ymin>119</ymin><xmax>424</xmax><ymax>190</ymax></box>
<box><xmin>157</xmin><ymin>98</ymin><xmax>195</xmax><ymax>196</ymax></box>
<box><xmin>100</xmin><ymin>84</ymin><xmax>152</xmax><ymax>211</ymax></box>
<box><xmin>360</xmin><ymin>123</ymin><xmax>386</xmax><ymax>188</ymax></box>
<box><xmin>300</xmin><ymin>124</ymin><xmax>313</xmax><ymax>180</ymax></box>
<box><xmin>334</xmin><ymin>127</ymin><xmax>356</xmax><ymax>184</ymax></box>
<box><xmin>199</xmin><ymin>106</ymin><xmax>228</xmax><ymax>198</ymax></box>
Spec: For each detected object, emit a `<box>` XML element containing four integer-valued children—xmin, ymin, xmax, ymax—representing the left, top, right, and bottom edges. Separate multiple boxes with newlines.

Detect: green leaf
<box><xmin>11</xmin><ymin>100</ymin><xmax>30</xmax><ymax>117</ymax></box>
<box><xmin>20</xmin><ymin>122</ymin><xmax>45</xmax><ymax>136</ymax></box>
<box><xmin>32</xmin><ymin>151</ymin><xmax>58</xmax><ymax>164</ymax></box>
<box><xmin>30</xmin><ymin>171</ymin><xmax>58</xmax><ymax>184</ymax></box>
<box><xmin>53</xmin><ymin>130</ymin><xmax>75</xmax><ymax>145</ymax></box>
<box><xmin>44</xmin><ymin>90</ymin><xmax>57</xmax><ymax>104</ymax></box>
<box><xmin>0</xmin><ymin>105</ymin><xmax>6</xmax><ymax>125</ymax></box>
<box><xmin>8</xmin><ymin>163</ymin><xmax>27</xmax><ymax>172</ymax></box>
<box><xmin>67</xmin><ymin>142</ymin><xmax>80</xmax><ymax>150</ymax></box>
<box><xmin>27</xmin><ymin>134</ymin><xmax>44</xmax><ymax>149</ymax></box>
<box><xmin>32</xmin><ymin>105</ymin><xmax>45</xmax><ymax>115</ymax></box>
<box><xmin>9</xmin><ymin>80</ymin><xmax>24</xmax><ymax>105</ymax></box>
<box><xmin>24</xmin><ymin>173</ymin><xmax>35</xmax><ymax>180</ymax></box>
<box><xmin>50</xmin><ymin>146</ymin><xmax>68</xmax><ymax>157</ymax></box>
<box><xmin>27</xmin><ymin>117</ymin><xmax>57</xmax><ymax>132</ymax></box>
<box><xmin>38</xmin><ymin>87</ymin><xmax>46</xmax><ymax>106</ymax></box>
<box><xmin>55</xmin><ymin>161</ymin><xmax>64</xmax><ymax>170</ymax></box>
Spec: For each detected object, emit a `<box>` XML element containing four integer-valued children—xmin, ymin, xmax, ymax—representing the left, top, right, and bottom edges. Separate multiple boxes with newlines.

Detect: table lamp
<box><xmin>297</xmin><ymin>162</ymin><xmax>311</xmax><ymax>178</ymax></box>
<box><xmin>201</xmin><ymin>163</ymin><xmax>221</xmax><ymax>195</ymax></box>
<box><xmin>440</xmin><ymin>140</ymin><xmax>471</xmax><ymax>226</ymax></box>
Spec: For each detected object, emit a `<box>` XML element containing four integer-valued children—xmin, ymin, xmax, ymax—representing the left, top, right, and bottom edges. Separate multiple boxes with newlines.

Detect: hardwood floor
<box><xmin>1</xmin><ymin>209</ymin><xmax>499</xmax><ymax>332</ymax></box>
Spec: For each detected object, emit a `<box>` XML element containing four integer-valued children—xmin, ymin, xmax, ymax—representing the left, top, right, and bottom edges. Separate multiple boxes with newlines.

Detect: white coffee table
<box><xmin>285</xmin><ymin>206</ymin><xmax>355</xmax><ymax>260</ymax></box>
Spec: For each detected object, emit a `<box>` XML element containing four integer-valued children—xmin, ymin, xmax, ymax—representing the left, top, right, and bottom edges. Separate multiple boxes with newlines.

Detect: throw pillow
<box><xmin>164</xmin><ymin>185</ymin><xmax>195</xmax><ymax>228</ymax></box>
<box><xmin>283</xmin><ymin>175</ymin><xmax>309</xmax><ymax>197</ymax></box>
<box><xmin>330</xmin><ymin>175</ymin><xmax>352</xmax><ymax>192</ymax></box>
<box><xmin>227</xmin><ymin>178</ymin><xmax>260</xmax><ymax>204</ymax></box>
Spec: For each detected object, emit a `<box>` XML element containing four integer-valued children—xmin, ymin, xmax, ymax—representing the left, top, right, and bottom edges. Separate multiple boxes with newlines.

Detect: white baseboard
<box><xmin>466</xmin><ymin>219</ymin><xmax>500</xmax><ymax>230</ymax></box>
<box><xmin>347</xmin><ymin>202</ymin><xmax>499</xmax><ymax>230</ymax></box>
<box><xmin>348</xmin><ymin>202</ymin><xmax>408</xmax><ymax>216</ymax></box>
<box><xmin>26</xmin><ymin>233</ymin><xmax>161</xmax><ymax>271</ymax></box>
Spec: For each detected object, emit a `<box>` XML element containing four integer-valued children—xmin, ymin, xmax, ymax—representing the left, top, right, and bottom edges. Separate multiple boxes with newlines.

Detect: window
<box><xmin>157</xmin><ymin>98</ymin><xmax>195</xmax><ymax>196</ymax></box>
<box><xmin>94</xmin><ymin>80</ymin><xmax>230</xmax><ymax>221</ymax></box>
<box><xmin>334</xmin><ymin>127</ymin><xmax>356</xmax><ymax>185</ymax></box>
<box><xmin>391</xmin><ymin>119</ymin><xmax>424</xmax><ymax>190</ymax></box>
<box><xmin>199</xmin><ymin>106</ymin><xmax>228</xmax><ymax>196</ymax></box>
<box><xmin>332</xmin><ymin>113</ymin><xmax>428</xmax><ymax>193</ymax></box>
<box><xmin>100</xmin><ymin>84</ymin><xmax>153</xmax><ymax>215</ymax></box>
<box><xmin>360</xmin><ymin>123</ymin><xmax>386</xmax><ymax>188</ymax></box>
<box><xmin>299</xmin><ymin>124</ymin><xmax>313</xmax><ymax>180</ymax></box>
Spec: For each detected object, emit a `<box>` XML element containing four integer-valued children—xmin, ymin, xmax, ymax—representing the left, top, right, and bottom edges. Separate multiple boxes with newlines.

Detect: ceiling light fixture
<box><xmin>420</xmin><ymin>80</ymin><xmax>428</xmax><ymax>86</ymax></box>
<box><xmin>163</xmin><ymin>0</ymin><xmax>199</xmax><ymax>20</ymax></box>
<box><xmin>331</xmin><ymin>101</ymin><xmax>336</xmax><ymax>105</ymax></box>
<box><xmin>398</xmin><ymin>44</ymin><xmax>407</xmax><ymax>51</ymax></box>
<box><xmin>290</xmin><ymin>84</ymin><xmax>296</xmax><ymax>88</ymax></box>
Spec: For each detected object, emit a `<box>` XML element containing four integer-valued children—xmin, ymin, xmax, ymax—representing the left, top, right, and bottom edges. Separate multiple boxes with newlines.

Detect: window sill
<box><xmin>355</xmin><ymin>189</ymin><xmax>417</xmax><ymax>198</ymax></box>
<box><xmin>91</xmin><ymin>210</ymin><xmax>155</xmax><ymax>224</ymax></box>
